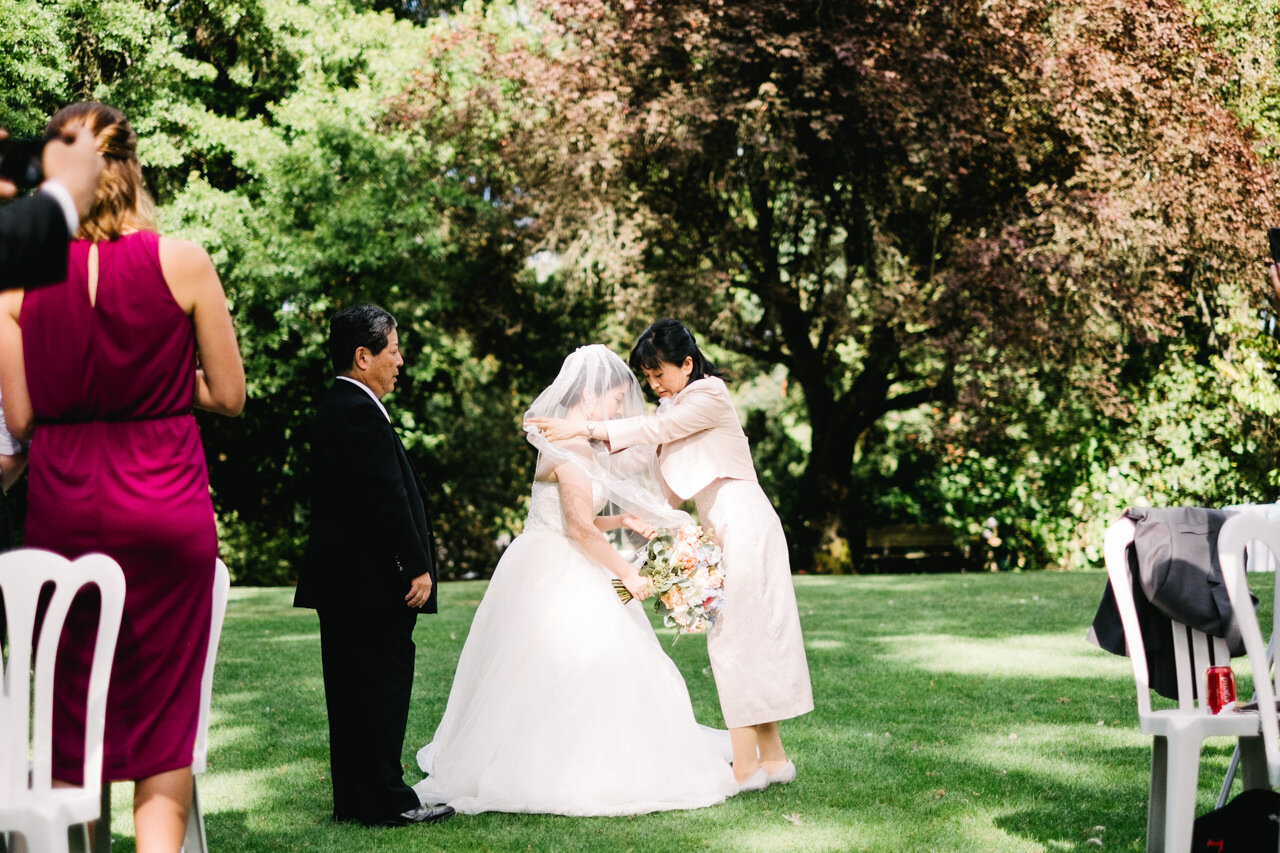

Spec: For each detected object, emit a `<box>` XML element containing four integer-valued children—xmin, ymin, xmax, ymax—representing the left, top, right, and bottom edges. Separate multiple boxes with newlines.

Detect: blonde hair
<box><xmin>46</xmin><ymin>102</ymin><xmax>156</xmax><ymax>242</ymax></box>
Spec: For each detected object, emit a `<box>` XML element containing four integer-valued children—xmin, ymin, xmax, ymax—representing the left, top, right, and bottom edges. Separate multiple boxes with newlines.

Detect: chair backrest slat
<box><xmin>31</xmin><ymin>575</ymin><xmax>81</xmax><ymax>789</ymax></box>
<box><xmin>1173</xmin><ymin>626</ymin><xmax>1195</xmax><ymax>710</ymax></box>
<box><xmin>191</xmin><ymin>560</ymin><xmax>230</xmax><ymax>775</ymax></box>
<box><xmin>1219</xmin><ymin>514</ymin><xmax>1280</xmax><ymax>786</ymax></box>
<box><xmin>0</xmin><ymin>549</ymin><xmax>126</xmax><ymax>800</ymax></box>
<box><xmin>1104</xmin><ymin>519</ymin><xmax>1153</xmax><ymax>715</ymax></box>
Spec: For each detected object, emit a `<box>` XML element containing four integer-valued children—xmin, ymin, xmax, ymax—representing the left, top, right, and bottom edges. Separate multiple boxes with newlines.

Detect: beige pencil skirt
<box><xmin>695</xmin><ymin>477</ymin><xmax>814</xmax><ymax>729</ymax></box>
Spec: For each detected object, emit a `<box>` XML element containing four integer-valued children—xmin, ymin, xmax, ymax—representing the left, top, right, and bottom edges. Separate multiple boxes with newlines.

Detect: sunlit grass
<box><xmin>94</xmin><ymin>571</ymin><xmax>1275</xmax><ymax>851</ymax></box>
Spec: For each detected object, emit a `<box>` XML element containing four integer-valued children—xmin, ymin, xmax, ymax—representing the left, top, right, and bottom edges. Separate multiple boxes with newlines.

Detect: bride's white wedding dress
<box><xmin>413</xmin><ymin>479</ymin><xmax>738</xmax><ymax>815</ymax></box>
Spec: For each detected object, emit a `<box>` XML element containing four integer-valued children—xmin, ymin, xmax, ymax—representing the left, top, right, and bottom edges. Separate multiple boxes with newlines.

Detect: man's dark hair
<box><xmin>329</xmin><ymin>304</ymin><xmax>397</xmax><ymax>374</ymax></box>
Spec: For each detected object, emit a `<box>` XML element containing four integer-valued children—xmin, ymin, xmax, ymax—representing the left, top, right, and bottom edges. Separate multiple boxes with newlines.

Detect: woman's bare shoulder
<box><xmin>157</xmin><ymin>236</ymin><xmax>213</xmax><ymax>273</ymax></box>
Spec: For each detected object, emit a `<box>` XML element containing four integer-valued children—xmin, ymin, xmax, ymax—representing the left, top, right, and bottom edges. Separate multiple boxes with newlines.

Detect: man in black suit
<box><xmin>295</xmin><ymin>304</ymin><xmax>454</xmax><ymax>827</ymax></box>
<box><xmin>0</xmin><ymin>124</ymin><xmax>104</xmax><ymax>288</ymax></box>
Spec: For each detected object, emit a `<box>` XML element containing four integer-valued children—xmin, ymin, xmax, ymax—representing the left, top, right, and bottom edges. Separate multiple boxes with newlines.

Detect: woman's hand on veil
<box><xmin>524</xmin><ymin>416</ymin><xmax>581</xmax><ymax>441</ymax></box>
<box><xmin>525</xmin><ymin>415</ymin><xmax>607</xmax><ymax>443</ymax></box>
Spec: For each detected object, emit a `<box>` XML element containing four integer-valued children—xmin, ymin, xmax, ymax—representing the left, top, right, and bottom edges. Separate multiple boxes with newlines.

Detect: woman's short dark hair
<box><xmin>629</xmin><ymin>318</ymin><xmax>720</xmax><ymax>381</ymax></box>
<box><xmin>329</xmin><ymin>304</ymin><xmax>397</xmax><ymax>374</ymax></box>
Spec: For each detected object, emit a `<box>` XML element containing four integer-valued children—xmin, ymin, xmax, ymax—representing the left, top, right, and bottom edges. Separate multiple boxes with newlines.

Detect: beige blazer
<box><xmin>606</xmin><ymin>376</ymin><xmax>757</xmax><ymax>501</ymax></box>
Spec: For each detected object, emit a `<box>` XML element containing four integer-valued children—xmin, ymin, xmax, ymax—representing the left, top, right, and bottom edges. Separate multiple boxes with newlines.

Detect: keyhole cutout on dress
<box><xmin>87</xmin><ymin>242</ymin><xmax>100</xmax><ymax>307</ymax></box>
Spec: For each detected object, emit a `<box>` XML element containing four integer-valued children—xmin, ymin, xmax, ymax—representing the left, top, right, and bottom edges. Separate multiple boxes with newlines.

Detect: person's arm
<box><xmin>597</xmin><ymin>383</ymin><xmax>726</xmax><ymax>449</ymax></box>
<box><xmin>0</xmin><ymin>126</ymin><xmax>103</xmax><ymax>290</ymax></box>
<box><xmin>158</xmin><ymin>238</ymin><xmax>245</xmax><ymax>416</ymax></box>
<box><xmin>554</xmin><ymin>460</ymin><xmax>651</xmax><ymax>600</ymax></box>
<box><xmin>0</xmin><ymin>451</ymin><xmax>26</xmax><ymax>493</ymax></box>
<box><xmin>0</xmin><ymin>193</ymin><xmax>72</xmax><ymax>290</ymax></box>
<box><xmin>0</xmin><ymin>290</ymin><xmax>32</xmax><ymax>440</ymax></box>
<box><xmin>593</xmin><ymin>513</ymin><xmax>657</xmax><ymax>538</ymax></box>
<box><xmin>525</xmin><ymin>381</ymin><xmax>727</xmax><ymax>448</ymax></box>
<box><xmin>0</xmin><ymin>373</ymin><xmax>29</xmax><ymax>492</ymax></box>
<box><xmin>0</xmin><ymin>128</ymin><xmax>14</xmax><ymax>201</ymax></box>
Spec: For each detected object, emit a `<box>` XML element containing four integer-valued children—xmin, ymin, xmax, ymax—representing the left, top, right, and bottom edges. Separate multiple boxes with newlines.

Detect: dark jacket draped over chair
<box><xmin>1089</xmin><ymin>506</ymin><xmax>1252</xmax><ymax>700</ymax></box>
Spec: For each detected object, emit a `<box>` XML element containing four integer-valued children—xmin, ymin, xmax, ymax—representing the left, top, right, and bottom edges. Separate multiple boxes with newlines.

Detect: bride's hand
<box><xmin>621</xmin><ymin>573</ymin><xmax>654</xmax><ymax>602</ymax></box>
<box><xmin>524</xmin><ymin>416</ymin><xmax>583</xmax><ymax>442</ymax></box>
<box><xmin>620</xmin><ymin>514</ymin><xmax>656</xmax><ymax>539</ymax></box>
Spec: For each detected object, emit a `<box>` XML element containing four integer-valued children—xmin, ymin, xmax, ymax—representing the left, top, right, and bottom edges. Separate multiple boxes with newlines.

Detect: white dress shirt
<box><xmin>337</xmin><ymin>375</ymin><xmax>390</xmax><ymax>422</ymax></box>
<box><xmin>39</xmin><ymin>179</ymin><xmax>80</xmax><ymax>234</ymax></box>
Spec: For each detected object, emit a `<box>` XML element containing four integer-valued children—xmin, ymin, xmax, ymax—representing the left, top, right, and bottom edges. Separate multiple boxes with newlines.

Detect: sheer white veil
<box><xmin>523</xmin><ymin>345</ymin><xmax>691</xmax><ymax>531</ymax></box>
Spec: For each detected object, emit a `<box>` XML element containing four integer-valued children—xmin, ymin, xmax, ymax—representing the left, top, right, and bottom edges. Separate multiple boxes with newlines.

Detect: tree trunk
<box><xmin>787</xmin><ymin>328</ymin><xmax>897</xmax><ymax>573</ymax></box>
<box><xmin>790</xmin><ymin>399</ymin><xmax>862</xmax><ymax>573</ymax></box>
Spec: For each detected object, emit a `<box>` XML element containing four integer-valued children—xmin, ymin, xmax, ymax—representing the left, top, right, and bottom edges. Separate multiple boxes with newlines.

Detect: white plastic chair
<box><xmin>0</xmin><ymin>550</ymin><xmax>127</xmax><ymax>853</ymax></box>
<box><xmin>1218</xmin><ymin>514</ymin><xmax>1280</xmax><ymax>795</ymax></box>
<box><xmin>1224</xmin><ymin>503</ymin><xmax>1280</xmax><ymax>572</ymax></box>
<box><xmin>1103</xmin><ymin>517</ymin><xmax>1271</xmax><ymax>853</ymax></box>
<box><xmin>93</xmin><ymin>559</ymin><xmax>229</xmax><ymax>853</ymax></box>
<box><xmin>184</xmin><ymin>558</ymin><xmax>230</xmax><ymax>852</ymax></box>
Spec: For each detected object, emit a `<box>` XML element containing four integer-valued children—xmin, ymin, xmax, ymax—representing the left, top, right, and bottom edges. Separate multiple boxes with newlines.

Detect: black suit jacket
<box><xmin>0</xmin><ymin>191</ymin><xmax>71</xmax><ymax>289</ymax></box>
<box><xmin>295</xmin><ymin>379</ymin><xmax>438</xmax><ymax>613</ymax></box>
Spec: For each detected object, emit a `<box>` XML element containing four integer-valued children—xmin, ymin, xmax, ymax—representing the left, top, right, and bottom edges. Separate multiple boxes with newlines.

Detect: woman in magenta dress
<box><xmin>0</xmin><ymin>102</ymin><xmax>245</xmax><ymax>850</ymax></box>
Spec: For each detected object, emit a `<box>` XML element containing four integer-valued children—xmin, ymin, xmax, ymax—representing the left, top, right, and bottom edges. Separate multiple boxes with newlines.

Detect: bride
<box><xmin>413</xmin><ymin>345</ymin><xmax>738</xmax><ymax>815</ymax></box>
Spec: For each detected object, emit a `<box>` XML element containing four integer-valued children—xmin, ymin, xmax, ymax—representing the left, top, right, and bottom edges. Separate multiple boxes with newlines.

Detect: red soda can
<box><xmin>1206</xmin><ymin>665</ymin><xmax>1236</xmax><ymax>714</ymax></box>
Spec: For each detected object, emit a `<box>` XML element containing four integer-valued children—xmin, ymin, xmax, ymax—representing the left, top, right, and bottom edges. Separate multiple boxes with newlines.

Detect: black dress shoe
<box><xmin>388</xmin><ymin>803</ymin><xmax>456</xmax><ymax>826</ymax></box>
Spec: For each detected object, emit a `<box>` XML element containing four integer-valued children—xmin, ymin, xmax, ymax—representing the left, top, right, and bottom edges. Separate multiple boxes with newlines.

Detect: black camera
<box><xmin>0</xmin><ymin>136</ymin><xmax>47</xmax><ymax>191</ymax></box>
<box><xmin>1269</xmin><ymin>227</ymin><xmax>1280</xmax><ymax>265</ymax></box>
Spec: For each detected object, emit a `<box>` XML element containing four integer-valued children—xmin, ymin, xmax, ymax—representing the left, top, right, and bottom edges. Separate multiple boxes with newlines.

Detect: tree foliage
<box><xmin>0</xmin><ymin>0</ymin><xmax>602</xmax><ymax>582</ymax></box>
<box><xmin>5</xmin><ymin>0</ymin><xmax>1280</xmax><ymax>578</ymax></box>
<box><xmin>393</xmin><ymin>0</ymin><xmax>1280</xmax><ymax>569</ymax></box>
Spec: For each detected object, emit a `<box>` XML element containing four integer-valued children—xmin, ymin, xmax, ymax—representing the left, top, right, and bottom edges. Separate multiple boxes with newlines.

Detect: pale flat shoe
<box><xmin>736</xmin><ymin>768</ymin><xmax>769</xmax><ymax>793</ymax></box>
<box><xmin>765</xmin><ymin>760</ymin><xmax>797</xmax><ymax>786</ymax></box>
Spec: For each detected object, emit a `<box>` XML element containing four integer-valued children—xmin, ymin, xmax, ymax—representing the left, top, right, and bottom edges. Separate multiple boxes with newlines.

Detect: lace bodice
<box><xmin>524</xmin><ymin>479</ymin><xmax>608</xmax><ymax>537</ymax></box>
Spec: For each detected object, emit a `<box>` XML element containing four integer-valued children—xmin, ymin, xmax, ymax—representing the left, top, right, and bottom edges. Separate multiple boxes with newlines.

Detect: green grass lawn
<box><xmin>100</xmin><ymin>571</ymin><xmax>1276</xmax><ymax>852</ymax></box>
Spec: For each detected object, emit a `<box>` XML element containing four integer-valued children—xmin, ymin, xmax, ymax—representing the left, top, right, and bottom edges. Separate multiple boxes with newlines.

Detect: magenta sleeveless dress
<box><xmin>22</xmin><ymin>230</ymin><xmax>216</xmax><ymax>784</ymax></box>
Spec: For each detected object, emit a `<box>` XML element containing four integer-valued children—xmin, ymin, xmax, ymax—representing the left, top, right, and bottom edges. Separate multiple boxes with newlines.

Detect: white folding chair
<box><xmin>93</xmin><ymin>559</ymin><xmax>229</xmax><ymax>853</ymax></box>
<box><xmin>184</xmin><ymin>558</ymin><xmax>230</xmax><ymax>852</ymax></box>
<box><xmin>1215</xmin><ymin>504</ymin><xmax>1280</xmax><ymax>805</ymax></box>
<box><xmin>0</xmin><ymin>550</ymin><xmax>126</xmax><ymax>853</ymax></box>
<box><xmin>1103</xmin><ymin>517</ymin><xmax>1270</xmax><ymax>853</ymax></box>
<box><xmin>1218</xmin><ymin>515</ymin><xmax>1280</xmax><ymax>797</ymax></box>
<box><xmin>1224</xmin><ymin>503</ymin><xmax>1280</xmax><ymax>574</ymax></box>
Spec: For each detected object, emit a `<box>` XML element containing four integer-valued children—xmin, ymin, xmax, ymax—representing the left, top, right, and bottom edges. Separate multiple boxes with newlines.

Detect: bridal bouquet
<box><xmin>613</xmin><ymin>525</ymin><xmax>725</xmax><ymax>635</ymax></box>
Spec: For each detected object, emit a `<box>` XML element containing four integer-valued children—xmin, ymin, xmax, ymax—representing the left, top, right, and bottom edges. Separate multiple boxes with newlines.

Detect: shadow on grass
<box><xmin>798</xmin><ymin>571</ymin><xmax>1270</xmax><ymax>852</ymax></box>
<box><xmin>155</xmin><ymin>572</ymin><xmax>1268</xmax><ymax>852</ymax></box>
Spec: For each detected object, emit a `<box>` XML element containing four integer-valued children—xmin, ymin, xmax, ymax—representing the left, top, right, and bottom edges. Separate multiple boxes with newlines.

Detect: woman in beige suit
<box><xmin>527</xmin><ymin>320</ymin><xmax>813</xmax><ymax>791</ymax></box>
